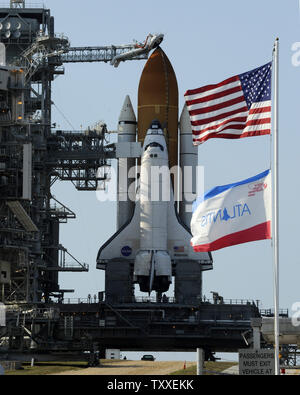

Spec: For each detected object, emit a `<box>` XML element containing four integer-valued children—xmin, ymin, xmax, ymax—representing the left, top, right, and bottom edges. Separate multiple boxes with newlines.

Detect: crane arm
<box><xmin>19</xmin><ymin>33</ymin><xmax>164</xmax><ymax>81</ymax></box>
<box><xmin>61</xmin><ymin>45</ymin><xmax>148</xmax><ymax>64</ymax></box>
<box><xmin>61</xmin><ymin>34</ymin><xmax>164</xmax><ymax>67</ymax></box>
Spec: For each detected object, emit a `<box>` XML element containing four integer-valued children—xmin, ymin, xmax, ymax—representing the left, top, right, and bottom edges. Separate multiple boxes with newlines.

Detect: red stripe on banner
<box><xmin>245</xmin><ymin>118</ymin><xmax>271</xmax><ymax>126</ymax></box>
<box><xmin>189</xmin><ymin>95</ymin><xmax>245</xmax><ymax>116</ymax></box>
<box><xmin>192</xmin><ymin>113</ymin><xmax>270</xmax><ymax>137</ymax></box>
<box><xmin>193</xmin><ymin>129</ymin><xmax>271</xmax><ymax>143</ymax></box>
<box><xmin>200</xmin><ymin>123</ymin><xmax>245</xmax><ymax>135</ymax></box>
<box><xmin>191</xmin><ymin>106</ymin><xmax>248</xmax><ymax>126</ymax></box>
<box><xmin>249</xmin><ymin>106</ymin><xmax>271</xmax><ymax>114</ymax></box>
<box><xmin>192</xmin><ymin>221</ymin><xmax>271</xmax><ymax>252</ymax></box>
<box><xmin>193</xmin><ymin>116</ymin><xmax>248</xmax><ymax>136</ymax></box>
<box><xmin>193</xmin><ymin>116</ymin><xmax>270</xmax><ymax>136</ymax></box>
<box><xmin>186</xmin><ymin>85</ymin><xmax>242</xmax><ymax>107</ymax></box>
<box><xmin>184</xmin><ymin>76</ymin><xmax>239</xmax><ymax>96</ymax></box>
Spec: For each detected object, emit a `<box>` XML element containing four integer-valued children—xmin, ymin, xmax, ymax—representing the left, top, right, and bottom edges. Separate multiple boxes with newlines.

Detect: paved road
<box><xmin>53</xmin><ymin>360</ymin><xmax>194</xmax><ymax>375</ymax></box>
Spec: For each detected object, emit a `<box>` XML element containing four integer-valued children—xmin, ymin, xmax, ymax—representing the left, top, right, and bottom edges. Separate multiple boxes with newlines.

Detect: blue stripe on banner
<box><xmin>192</xmin><ymin>169</ymin><xmax>270</xmax><ymax>213</ymax></box>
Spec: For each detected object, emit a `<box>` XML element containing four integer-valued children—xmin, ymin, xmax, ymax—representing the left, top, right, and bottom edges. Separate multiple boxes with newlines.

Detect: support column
<box><xmin>196</xmin><ymin>348</ymin><xmax>204</xmax><ymax>375</ymax></box>
<box><xmin>251</xmin><ymin>318</ymin><xmax>262</xmax><ymax>349</ymax></box>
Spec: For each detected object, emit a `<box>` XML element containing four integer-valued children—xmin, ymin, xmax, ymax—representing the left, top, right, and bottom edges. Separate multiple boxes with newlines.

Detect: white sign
<box><xmin>0</xmin><ymin>303</ymin><xmax>5</xmax><ymax>327</ymax></box>
<box><xmin>239</xmin><ymin>349</ymin><xmax>275</xmax><ymax>375</ymax></box>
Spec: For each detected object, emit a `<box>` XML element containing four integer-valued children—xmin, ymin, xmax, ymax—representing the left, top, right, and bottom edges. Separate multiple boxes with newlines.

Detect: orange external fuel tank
<box><xmin>137</xmin><ymin>47</ymin><xmax>179</xmax><ymax>170</ymax></box>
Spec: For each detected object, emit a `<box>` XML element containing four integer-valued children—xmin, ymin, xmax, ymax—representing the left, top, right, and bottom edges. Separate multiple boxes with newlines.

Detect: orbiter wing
<box><xmin>96</xmin><ymin>202</ymin><xmax>140</xmax><ymax>269</ymax></box>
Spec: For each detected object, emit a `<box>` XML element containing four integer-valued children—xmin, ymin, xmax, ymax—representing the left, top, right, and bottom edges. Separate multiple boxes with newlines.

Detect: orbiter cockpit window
<box><xmin>144</xmin><ymin>142</ymin><xmax>164</xmax><ymax>151</ymax></box>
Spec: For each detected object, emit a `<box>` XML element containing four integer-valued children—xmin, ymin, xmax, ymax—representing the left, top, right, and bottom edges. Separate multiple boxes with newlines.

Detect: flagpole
<box><xmin>273</xmin><ymin>37</ymin><xmax>280</xmax><ymax>376</ymax></box>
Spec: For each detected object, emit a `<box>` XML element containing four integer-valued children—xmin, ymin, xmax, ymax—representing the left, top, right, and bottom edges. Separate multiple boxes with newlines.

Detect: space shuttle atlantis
<box><xmin>97</xmin><ymin>48</ymin><xmax>212</xmax><ymax>297</ymax></box>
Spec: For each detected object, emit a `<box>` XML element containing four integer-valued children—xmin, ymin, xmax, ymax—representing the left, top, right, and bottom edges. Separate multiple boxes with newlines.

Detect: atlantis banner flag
<box><xmin>184</xmin><ymin>62</ymin><xmax>272</xmax><ymax>145</ymax></box>
<box><xmin>191</xmin><ymin>170</ymin><xmax>272</xmax><ymax>252</ymax></box>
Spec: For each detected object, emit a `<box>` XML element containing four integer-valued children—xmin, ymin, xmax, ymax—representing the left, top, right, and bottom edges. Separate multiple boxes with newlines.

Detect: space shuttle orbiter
<box><xmin>97</xmin><ymin>48</ymin><xmax>212</xmax><ymax>296</ymax></box>
<box><xmin>97</xmin><ymin>119</ymin><xmax>211</xmax><ymax>293</ymax></box>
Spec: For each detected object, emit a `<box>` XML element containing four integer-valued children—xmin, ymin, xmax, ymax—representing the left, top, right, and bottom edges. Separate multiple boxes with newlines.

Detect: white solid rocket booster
<box><xmin>117</xmin><ymin>95</ymin><xmax>137</xmax><ymax>229</ymax></box>
<box><xmin>179</xmin><ymin>104</ymin><xmax>198</xmax><ymax>229</ymax></box>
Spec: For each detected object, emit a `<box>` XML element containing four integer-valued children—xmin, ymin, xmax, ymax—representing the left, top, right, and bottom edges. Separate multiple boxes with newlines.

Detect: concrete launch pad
<box><xmin>1</xmin><ymin>298</ymin><xmax>260</xmax><ymax>362</ymax></box>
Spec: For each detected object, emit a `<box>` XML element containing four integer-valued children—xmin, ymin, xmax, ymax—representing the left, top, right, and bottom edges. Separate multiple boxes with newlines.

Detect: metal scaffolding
<box><xmin>0</xmin><ymin>4</ymin><xmax>151</xmax><ymax>305</ymax></box>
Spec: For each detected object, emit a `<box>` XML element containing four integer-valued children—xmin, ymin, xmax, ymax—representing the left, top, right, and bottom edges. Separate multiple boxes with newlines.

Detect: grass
<box><xmin>4</xmin><ymin>361</ymin><xmax>89</xmax><ymax>375</ymax></box>
<box><xmin>4</xmin><ymin>358</ymin><xmax>124</xmax><ymax>375</ymax></box>
<box><xmin>169</xmin><ymin>361</ymin><xmax>238</xmax><ymax>375</ymax></box>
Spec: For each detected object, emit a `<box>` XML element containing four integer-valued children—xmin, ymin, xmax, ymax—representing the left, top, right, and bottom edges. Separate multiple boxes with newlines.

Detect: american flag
<box><xmin>184</xmin><ymin>62</ymin><xmax>272</xmax><ymax>145</ymax></box>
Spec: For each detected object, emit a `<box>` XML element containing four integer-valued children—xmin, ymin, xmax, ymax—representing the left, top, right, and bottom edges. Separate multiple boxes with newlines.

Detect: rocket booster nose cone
<box><xmin>180</xmin><ymin>104</ymin><xmax>192</xmax><ymax>132</ymax></box>
<box><xmin>119</xmin><ymin>95</ymin><xmax>136</xmax><ymax>124</ymax></box>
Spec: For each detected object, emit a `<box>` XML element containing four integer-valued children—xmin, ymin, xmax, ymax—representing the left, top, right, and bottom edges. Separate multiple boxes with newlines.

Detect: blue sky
<box><xmin>46</xmin><ymin>0</ymin><xmax>300</xmax><ymax>359</ymax></box>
